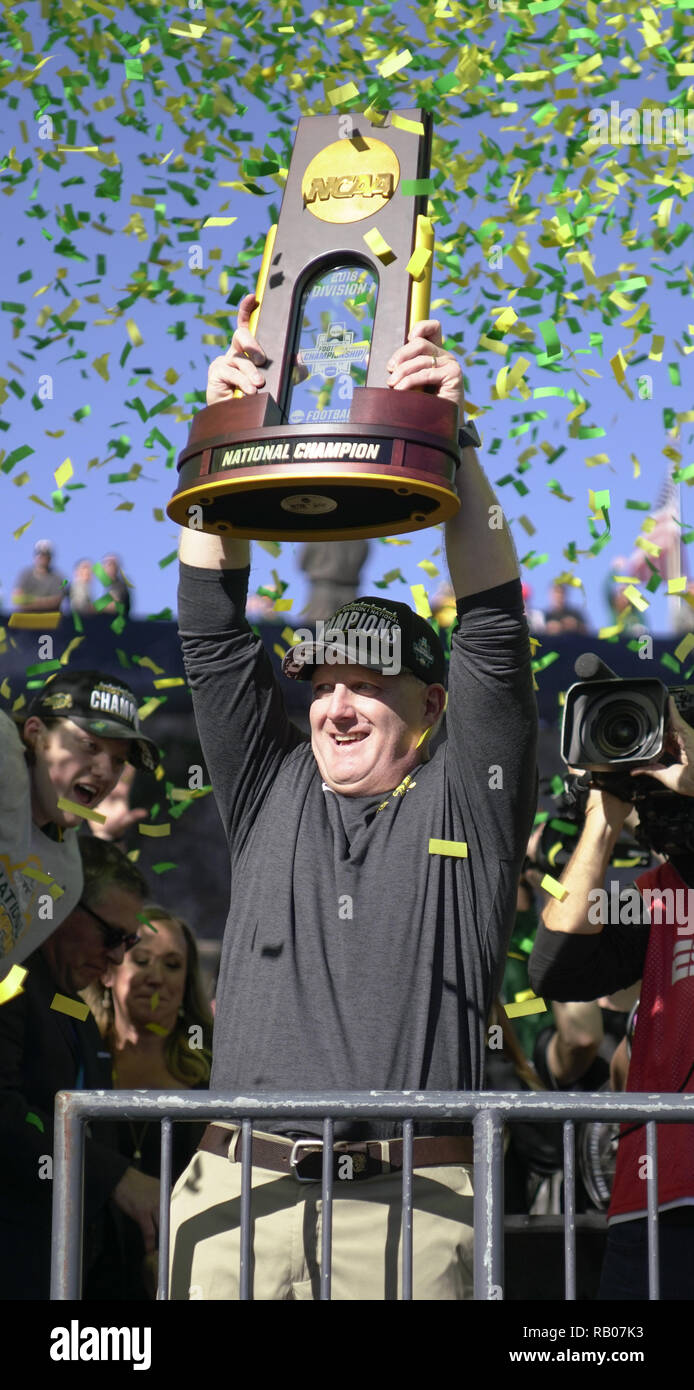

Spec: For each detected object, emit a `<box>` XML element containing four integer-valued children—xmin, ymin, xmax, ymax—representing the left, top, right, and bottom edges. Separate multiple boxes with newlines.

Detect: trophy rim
<box><xmin>166</xmin><ymin>468</ymin><xmax>460</xmax><ymax>541</ymax></box>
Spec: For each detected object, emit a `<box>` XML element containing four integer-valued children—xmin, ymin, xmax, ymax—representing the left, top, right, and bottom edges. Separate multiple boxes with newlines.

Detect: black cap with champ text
<box><xmin>282</xmin><ymin>596</ymin><xmax>446</xmax><ymax>686</ymax></box>
<box><xmin>25</xmin><ymin>669</ymin><xmax>158</xmax><ymax>771</ymax></box>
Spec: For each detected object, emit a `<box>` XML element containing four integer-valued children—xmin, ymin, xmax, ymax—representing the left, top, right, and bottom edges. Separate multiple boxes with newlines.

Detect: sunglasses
<box><xmin>78</xmin><ymin>899</ymin><xmax>140</xmax><ymax>952</ymax></box>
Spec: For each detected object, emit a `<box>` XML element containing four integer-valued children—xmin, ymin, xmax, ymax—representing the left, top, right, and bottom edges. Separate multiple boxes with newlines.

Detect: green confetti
<box><xmin>661</xmin><ymin>653</ymin><xmax>681</xmax><ymax>674</ymax></box>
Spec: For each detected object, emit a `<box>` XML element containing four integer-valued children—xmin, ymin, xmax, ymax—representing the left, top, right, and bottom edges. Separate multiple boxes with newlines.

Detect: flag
<box><xmin>620</xmin><ymin>460</ymin><xmax>684</xmax><ymax>586</ymax></box>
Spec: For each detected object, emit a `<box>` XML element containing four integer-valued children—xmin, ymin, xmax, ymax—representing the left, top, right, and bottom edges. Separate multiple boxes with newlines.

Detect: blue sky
<box><xmin>1</xmin><ymin>1</ymin><xmax>693</xmax><ymax>635</ymax></box>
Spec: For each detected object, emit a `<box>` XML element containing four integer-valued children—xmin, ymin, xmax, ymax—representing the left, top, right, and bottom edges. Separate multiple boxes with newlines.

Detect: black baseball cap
<box><xmin>25</xmin><ymin>669</ymin><xmax>159</xmax><ymax>771</ymax></box>
<box><xmin>282</xmin><ymin>596</ymin><xmax>446</xmax><ymax>686</ymax></box>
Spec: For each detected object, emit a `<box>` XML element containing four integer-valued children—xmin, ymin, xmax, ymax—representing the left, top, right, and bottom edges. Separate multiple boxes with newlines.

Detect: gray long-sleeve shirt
<box><xmin>177</xmin><ymin>563</ymin><xmax>538</xmax><ymax>1138</ymax></box>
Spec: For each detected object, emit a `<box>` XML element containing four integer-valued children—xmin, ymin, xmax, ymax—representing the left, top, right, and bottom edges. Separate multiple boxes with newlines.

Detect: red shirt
<box><xmin>609</xmin><ymin>860</ymin><xmax>694</xmax><ymax>1222</ymax></box>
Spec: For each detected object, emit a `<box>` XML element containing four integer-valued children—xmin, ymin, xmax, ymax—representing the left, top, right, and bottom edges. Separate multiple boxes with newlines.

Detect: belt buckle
<box><xmin>289</xmin><ymin>1138</ymin><xmax>323</xmax><ymax>1183</ymax></box>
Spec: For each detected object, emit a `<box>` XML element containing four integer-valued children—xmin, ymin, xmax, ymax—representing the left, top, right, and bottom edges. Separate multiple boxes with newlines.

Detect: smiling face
<box><xmin>23</xmin><ymin>716</ymin><xmax>130</xmax><ymax>829</ymax></box>
<box><xmin>309</xmin><ymin>663</ymin><xmax>445</xmax><ymax>796</ymax></box>
<box><xmin>105</xmin><ymin>918</ymin><xmax>188</xmax><ymax>1037</ymax></box>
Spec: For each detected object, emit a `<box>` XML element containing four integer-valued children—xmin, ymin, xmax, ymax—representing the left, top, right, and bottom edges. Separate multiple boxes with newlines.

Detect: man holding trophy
<box><xmin>168</xmin><ymin>111</ymin><xmax>537</xmax><ymax>1299</ymax></box>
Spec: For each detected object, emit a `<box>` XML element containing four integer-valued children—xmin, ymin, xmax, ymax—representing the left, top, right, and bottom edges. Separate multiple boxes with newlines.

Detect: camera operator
<box><xmin>530</xmin><ymin>695</ymin><xmax>694</xmax><ymax>1300</ymax></box>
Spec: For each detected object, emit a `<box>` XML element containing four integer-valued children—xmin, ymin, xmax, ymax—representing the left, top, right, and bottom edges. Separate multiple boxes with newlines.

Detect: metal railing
<box><xmin>50</xmin><ymin>1089</ymin><xmax>694</xmax><ymax>1301</ymax></box>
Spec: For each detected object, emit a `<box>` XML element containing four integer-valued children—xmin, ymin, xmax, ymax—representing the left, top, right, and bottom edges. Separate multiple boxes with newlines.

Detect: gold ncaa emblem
<box><xmin>302</xmin><ymin>138</ymin><xmax>400</xmax><ymax>224</ymax></box>
<box><xmin>43</xmin><ymin>692</ymin><xmax>73</xmax><ymax>711</ymax></box>
<box><xmin>280</xmin><ymin>494</ymin><xmax>338</xmax><ymax>515</ymax></box>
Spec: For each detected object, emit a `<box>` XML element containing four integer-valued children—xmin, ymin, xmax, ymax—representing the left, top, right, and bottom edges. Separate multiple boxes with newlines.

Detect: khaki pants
<box><xmin>169</xmin><ymin>1130</ymin><xmax>474</xmax><ymax>1301</ymax></box>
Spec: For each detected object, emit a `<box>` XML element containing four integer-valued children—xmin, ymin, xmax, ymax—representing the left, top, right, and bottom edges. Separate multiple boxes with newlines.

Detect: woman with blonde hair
<box><xmin>90</xmin><ymin>903</ymin><xmax>212</xmax><ymax>1091</ymax></box>
<box><xmin>84</xmin><ymin>904</ymin><xmax>212</xmax><ymax>1298</ymax></box>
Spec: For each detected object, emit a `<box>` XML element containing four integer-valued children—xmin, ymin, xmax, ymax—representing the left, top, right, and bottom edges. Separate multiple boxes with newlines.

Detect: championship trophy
<box><xmin>167</xmin><ymin>110</ymin><xmax>473</xmax><ymax>541</ymax></box>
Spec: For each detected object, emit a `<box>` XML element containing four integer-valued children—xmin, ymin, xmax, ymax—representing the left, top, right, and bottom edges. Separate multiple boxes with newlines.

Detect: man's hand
<box><xmin>90</xmin><ymin>766</ymin><xmax>148</xmax><ymax>843</ymax></box>
<box><xmin>206</xmin><ymin>293</ymin><xmax>266</xmax><ymax>405</ymax></box>
<box><xmin>386</xmin><ymin>318</ymin><xmax>463</xmax><ymax>413</ymax></box>
<box><xmin>584</xmin><ymin>785</ymin><xmax>634</xmax><ymax>836</ymax></box>
<box><xmin>635</xmin><ymin>696</ymin><xmax>694</xmax><ymax>796</ymax></box>
<box><xmin>112</xmin><ymin>1168</ymin><xmax>160</xmax><ymax>1253</ymax></box>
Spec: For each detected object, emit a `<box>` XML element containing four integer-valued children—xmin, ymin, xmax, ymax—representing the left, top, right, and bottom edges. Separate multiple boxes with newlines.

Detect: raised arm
<box><xmin>176</xmin><ymin>297</ymin><xmax>304</xmax><ymax>843</ymax></box>
<box><xmin>386</xmin><ymin>317</ymin><xmax>518</xmax><ymax>597</ymax></box>
<box><xmin>529</xmin><ymin>789</ymin><xmax>650</xmax><ymax>1000</ymax></box>
<box><xmin>542</xmin><ymin>789</ymin><xmax>632</xmax><ymax>936</ymax></box>
<box><xmin>178</xmin><ymin>293</ymin><xmax>262</xmax><ymax>573</ymax></box>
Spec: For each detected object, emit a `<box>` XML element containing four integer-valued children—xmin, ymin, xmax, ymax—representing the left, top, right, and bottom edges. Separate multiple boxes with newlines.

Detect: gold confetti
<box><xmin>541</xmin><ymin>873</ymin><xmax>568</xmax><ymax>902</ymax></box>
<box><xmin>410</xmin><ymin>584</ymin><xmax>432</xmax><ymax>619</ymax></box>
<box><xmin>0</xmin><ymin>965</ymin><xmax>28</xmax><ymax>1005</ymax></box>
<box><xmin>428</xmin><ymin>838</ymin><xmax>468</xmax><ymax>858</ymax></box>
<box><xmin>56</xmin><ymin>798</ymin><xmax>107</xmax><ymax>824</ymax></box>
<box><xmin>675</xmin><ymin>633</ymin><xmax>694</xmax><ymax>663</ymax></box>
<box><xmin>504</xmin><ymin>996</ymin><xmax>547</xmax><ymax>1019</ymax></box>
<box><xmin>362</xmin><ymin>227</ymin><xmax>396</xmax><ymax>264</ymax></box>
<box><xmin>53</xmin><ymin>458</ymin><xmax>73</xmax><ymax>490</ymax></box>
<box><xmin>9</xmin><ymin>612</ymin><xmax>61</xmax><ymax>629</ymax></box>
<box><xmin>377</xmin><ymin>49</ymin><xmax>413</xmax><ymax>78</ymax></box>
<box><xmin>623</xmin><ymin>585</ymin><xmax>649</xmax><ymax>612</ymax></box>
<box><xmin>327</xmin><ymin>81</ymin><xmax>359</xmax><ymax>105</ymax></box>
<box><xmin>137</xmin><ymin>697</ymin><xmax>164</xmax><ymax>721</ymax></box>
<box><xmin>390</xmin><ymin>114</ymin><xmax>425</xmax><ymax>135</ymax></box>
<box><xmin>50</xmin><ymin>993</ymin><xmax>90</xmax><ymax>1022</ymax></box>
<box><xmin>406</xmin><ymin>245</ymin><xmax>432</xmax><ymax>280</ymax></box>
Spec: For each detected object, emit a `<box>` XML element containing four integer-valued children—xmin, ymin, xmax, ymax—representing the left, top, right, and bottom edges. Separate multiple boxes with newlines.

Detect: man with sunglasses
<box><xmin>0</xmin><ymin>837</ymin><xmax>161</xmax><ymax>1299</ymax></box>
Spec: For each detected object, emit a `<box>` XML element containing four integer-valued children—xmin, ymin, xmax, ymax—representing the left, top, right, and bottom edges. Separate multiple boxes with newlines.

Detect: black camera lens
<box><xmin>562</xmin><ymin>674</ymin><xmax>667</xmax><ymax>769</ymax></box>
<box><xmin>592</xmin><ymin>700</ymin><xmax>648</xmax><ymax>759</ymax></box>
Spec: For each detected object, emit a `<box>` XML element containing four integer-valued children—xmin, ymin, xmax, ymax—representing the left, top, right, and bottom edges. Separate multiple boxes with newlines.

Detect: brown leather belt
<box><xmin>198</xmin><ymin>1123</ymin><xmax>473</xmax><ymax>1181</ymax></box>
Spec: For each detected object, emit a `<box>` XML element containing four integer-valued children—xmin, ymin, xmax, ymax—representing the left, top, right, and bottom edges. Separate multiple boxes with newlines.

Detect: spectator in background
<box><xmin>84</xmin><ymin>905</ymin><xmax>212</xmax><ymax>1299</ymax></box>
<box><xmin>90</xmin><ymin>904</ymin><xmax>213</xmax><ymax>1091</ymax></box>
<box><xmin>0</xmin><ymin>837</ymin><xmax>160</xmax><ymax>1299</ymax></box>
<box><xmin>298</xmin><ymin>539</ymin><xmax>369</xmax><ymax>623</ymax></box>
<box><xmin>101</xmin><ymin>554</ymin><xmax>131</xmax><ymax>619</ymax></box>
<box><xmin>1</xmin><ymin>667</ymin><xmax>157</xmax><ymax>975</ymax></box>
<box><xmin>12</xmin><ymin>540</ymin><xmax>67</xmax><ymax>613</ymax></box>
<box><xmin>521</xmin><ymin>582</ymin><xmax>545</xmax><ymax>635</ymax></box>
<box><xmin>245</xmin><ymin>591</ymin><xmax>279</xmax><ymax>624</ymax></box>
<box><xmin>604</xmin><ymin>569</ymin><xmax>649</xmax><ymax>637</ymax></box>
<box><xmin>431</xmin><ymin>580</ymin><xmax>457</xmax><ymax>635</ymax></box>
<box><xmin>543</xmin><ymin>582</ymin><xmax>588</xmax><ymax>636</ymax></box>
<box><xmin>69</xmin><ymin>558</ymin><xmax>96</xmax><ymax>616</ymax></box>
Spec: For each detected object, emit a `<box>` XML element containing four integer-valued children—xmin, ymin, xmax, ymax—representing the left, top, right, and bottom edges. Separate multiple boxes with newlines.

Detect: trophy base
<box><xmin>167</xmin><ymin>389</ymin><xmax>461</xmax><ymax>541</ymax></box>
<box><xmin>168</xmin><ymin>466</ymin><xmax>458</xmax><ymax>541</ymax></box>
